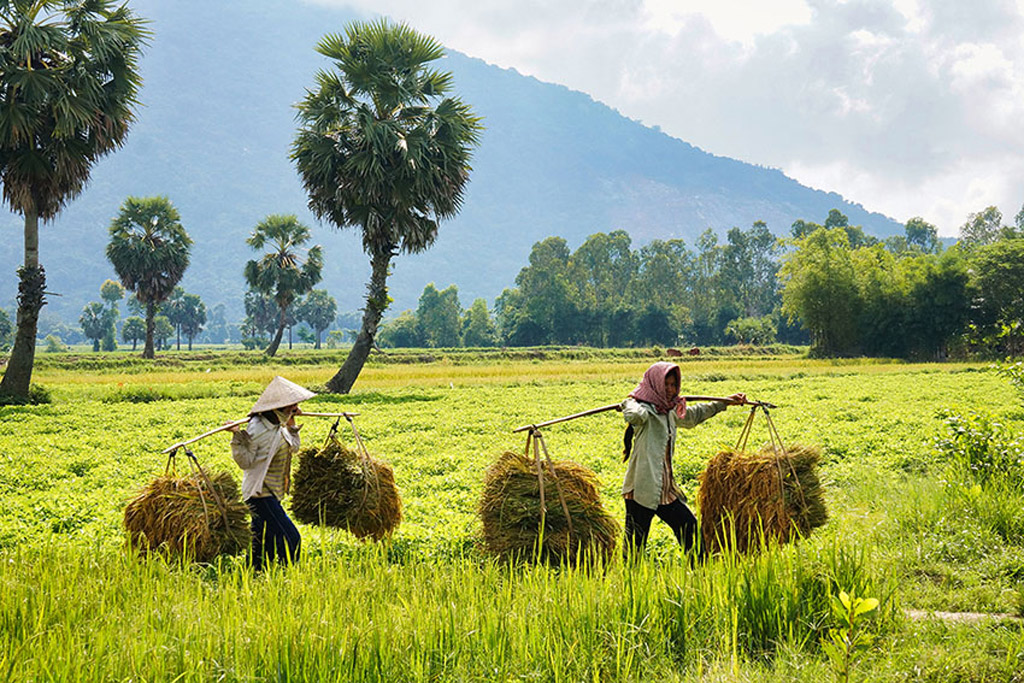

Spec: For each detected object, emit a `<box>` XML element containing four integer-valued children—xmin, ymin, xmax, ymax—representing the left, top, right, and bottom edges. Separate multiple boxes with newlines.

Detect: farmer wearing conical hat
<box><xmin>227</xmin><ymin>376</ymin><xmax>315</xmax><ymax>571</ymax></box>
<box><xmin>621</xmin><ymin>362</ymin><xmax>745</xmax><ymax>556</ymax></box>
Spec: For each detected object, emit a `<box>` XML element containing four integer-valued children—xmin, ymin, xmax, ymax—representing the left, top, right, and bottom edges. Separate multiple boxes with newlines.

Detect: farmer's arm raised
<box><xmin>677</xmin><ymin>393</ymin><xmax>746</xmax><ymax>429</ymax></box>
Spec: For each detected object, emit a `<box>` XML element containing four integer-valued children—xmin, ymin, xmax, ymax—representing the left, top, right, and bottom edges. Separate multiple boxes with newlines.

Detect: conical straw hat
<box><xmin>250</xmin><ymin>376</ymin><xmax>316</xmax><ymax>415</ymax></box>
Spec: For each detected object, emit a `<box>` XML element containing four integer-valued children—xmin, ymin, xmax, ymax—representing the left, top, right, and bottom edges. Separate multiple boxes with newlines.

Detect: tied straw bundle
<box><xmin>479</xmin><ymin>429</ymin><xmax>619</xmax><ymax>566</ymax></box>
<box><xmin>124</xmin><ymin>449</ymin><xmax>249</xmax><ymax>563</ymax></box>
<box><xmin>697</xmin><ymin>405</ymin><xmax>827</xmax><ymax>554</ymax></box>
<box><xmin>290</xmin><ymin>416</ymin><xmax>401</xmax><ymax>540</ymax></box>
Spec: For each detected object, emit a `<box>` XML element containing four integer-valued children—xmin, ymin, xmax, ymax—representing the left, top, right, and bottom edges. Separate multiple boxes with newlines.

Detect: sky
<box><xmin>308</xmin><ymin>0</ymin><xmax>1024</xmax><ymax>237</ymax></box>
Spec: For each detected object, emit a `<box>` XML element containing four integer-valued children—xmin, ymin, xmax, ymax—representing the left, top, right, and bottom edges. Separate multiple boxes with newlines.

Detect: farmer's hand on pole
<box><xmin>224</xmin><ymin>421</ymin><xmax>241</xmax><ymax>433</ymax></box>
<box><xmin>726</xmin><ymin>393</ymin><xmax>747</xmax><ymax>406</ymax></box>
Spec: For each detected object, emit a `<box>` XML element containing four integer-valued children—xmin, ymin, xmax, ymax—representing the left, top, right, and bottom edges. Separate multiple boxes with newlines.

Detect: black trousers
<box><xmin>246</xmin><ymin>495</ymin><xmax>301</xmax><ymax>571</ymax></box>
<box><xmin>624</xmin><ymin>498</ymin><xmax>698</xmax><ymax>554</ymax></box>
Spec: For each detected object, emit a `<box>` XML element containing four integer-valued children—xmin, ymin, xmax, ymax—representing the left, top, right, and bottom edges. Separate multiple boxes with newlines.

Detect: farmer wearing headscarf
<box><xmin>620</xmin><ymin>362</ymin><xmax>745</xmax><ymax>555</ymax></box>
<box><xmin>227</xmin><ymin>376</ymin><xmax>315</xmax><ymax>570</ymax></box>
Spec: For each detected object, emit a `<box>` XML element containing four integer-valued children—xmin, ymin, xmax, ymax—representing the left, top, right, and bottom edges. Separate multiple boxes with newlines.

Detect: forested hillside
<box><xmin>0</xmin><ymin>0</ymin><xmax>901</xmax><ymax>323</ymax></box>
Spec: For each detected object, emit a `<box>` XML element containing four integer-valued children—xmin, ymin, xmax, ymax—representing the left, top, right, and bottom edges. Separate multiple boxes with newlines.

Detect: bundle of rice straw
<box><xmin>123</xmin><ymin>471</ymin><xmax>250</xmax><ymax>563</ymax></box>
<box><xmin>697</xmin><ymin>444</ymin><xmax>827</xmax><ymax>554</ymax></box>
<box><xmin>290</xmin><ymin>436</ymin><xmax>402</xmax><ymax>540</ymax></box>
<box><xmin>478</xmin><ymin>450</ymin><xmax>619</xmax><ymax>565</ymax></box>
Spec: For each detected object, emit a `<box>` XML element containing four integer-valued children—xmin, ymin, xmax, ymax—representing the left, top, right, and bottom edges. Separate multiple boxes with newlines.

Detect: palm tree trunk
<box><xmin>0</xmin><ymin>210</ymin><xmax>44</xmax><ymax>401</ymax></box>
<box><xmin>315</xmin><ymin>329</ymin><xmax>322</xmax><ymax>350</ymax></box>
<box><xmin>326</xmin><ymin>247</ymin><xmax>394</xmax><ymax>393</ymax></box>
<box><xmin>265</xmin><ymin>308</ymin><xmax>287</xmax><ymax>357</ymax></box>
<box><xmin>143</xmin><ymin>301</ymin><xmax>156</xmax><ymax>359</ymax></box>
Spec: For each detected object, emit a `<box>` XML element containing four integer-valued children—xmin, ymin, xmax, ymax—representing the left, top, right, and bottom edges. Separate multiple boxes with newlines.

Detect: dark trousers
<box><xmin>624</xmin><ymin>498</ymin><xmax>699</xmax><ymax>554</ymax></box>
<box><xmin>246</xmin><ymin>495</ymin><xmax>301</xmax><ymax>571</ymax></box>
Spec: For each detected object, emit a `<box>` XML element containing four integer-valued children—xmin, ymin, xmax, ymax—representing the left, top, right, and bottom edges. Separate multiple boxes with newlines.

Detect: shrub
<box><xmin>43</xmin><ymin>334</ymin><xmax>67</xmax><ymax>353</ymax></box>
<box><xmin>936</xmin><ymin>410</ymin><xmax>1024</xmax><ymax>485</ymax></box>
<box><xmin>996</xmin><ymin>360</ymin><xmax>1024</xmax><ymax>397</ymax></box>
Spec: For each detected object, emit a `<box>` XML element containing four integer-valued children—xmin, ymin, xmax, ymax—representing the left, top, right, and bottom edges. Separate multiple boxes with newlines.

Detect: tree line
<box><xmin>378</xmin><ymin>220</ymin><xmax>790</xmax><ymax>349</ymax></box>
<box><xmin>375</xmin><ymin>206</ymin><xmax>1024</xmax><ymax>358</ymax></box>
<box><xmin>783</xmin><ymin>207</ymin><xmax>1024</xmax><ymax>357</ymax></box>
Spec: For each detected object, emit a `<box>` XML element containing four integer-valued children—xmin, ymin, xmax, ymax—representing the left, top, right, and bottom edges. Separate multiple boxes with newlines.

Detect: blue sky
<box><xmin>310</xmin><ymin>0</ymin><xmax>1024</xmax><ymax>236</ymax></box>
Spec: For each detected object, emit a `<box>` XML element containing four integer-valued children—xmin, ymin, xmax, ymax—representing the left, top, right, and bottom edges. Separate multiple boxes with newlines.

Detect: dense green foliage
<box><xmin>475</xmin><ymin>211</ymin><xmax>1023</xmax><ymax>357</ymax></box>
<box><xmin>379</xmin><ymin>284</ymin><xmax>497</xmax><ymax>349</ymax></box>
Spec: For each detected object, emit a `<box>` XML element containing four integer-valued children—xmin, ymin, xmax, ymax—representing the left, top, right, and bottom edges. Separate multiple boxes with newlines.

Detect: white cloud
<box><xmin>640</xmin><ymin>0</ymin><xmax>812</xmax><ymax>43</ymax></box>
<box><xmin>308</xmin><ymin>0</ymin><xmax>1024</xmax><ymax>235</ymax></box>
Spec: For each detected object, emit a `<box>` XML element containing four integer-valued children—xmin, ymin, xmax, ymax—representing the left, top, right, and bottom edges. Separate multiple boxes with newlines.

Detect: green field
<box><xmin>2</xmin><ymin>350</ymin><xmax>1024</xmax><ymax>681</ymax></box>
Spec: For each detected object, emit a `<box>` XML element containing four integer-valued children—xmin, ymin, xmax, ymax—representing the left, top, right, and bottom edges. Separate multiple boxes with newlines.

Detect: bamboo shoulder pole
<box><xmin>299</xmin><ymin>411</ymin><xmax>360</xmax><ymax>418</ymax></box>
<box><xmin>511</xmin><ymin>396</ymin><xmax>774</xmax><ymax>433</ymax></box>
<box><xmin>512</xmin><ymin>404</ymin><xmax>621</xmax><ymax>433</ymax></box>
<box><xmin>161</xmin><ymin>412</ymin><xmax>361</xmax><ymax>453</ymax></box>
<box><xmin>162</xmin><ymin>419</ymin><xmax>249</xmax><ymax>453</ymax></box>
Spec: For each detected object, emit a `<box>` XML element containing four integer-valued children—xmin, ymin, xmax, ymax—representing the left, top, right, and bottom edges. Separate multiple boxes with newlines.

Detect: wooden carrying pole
<box><xmin>511</xmin><ymin>396</ymin><xmax>774</xmax><ymax>433</ymax></box>
<box><xmin>161</xmin><ymin>412</ymin><xmax>359</xmax><ymax>453</ymax></box>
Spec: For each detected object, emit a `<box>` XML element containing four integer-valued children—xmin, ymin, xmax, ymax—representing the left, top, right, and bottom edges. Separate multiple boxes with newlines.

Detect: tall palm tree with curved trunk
<box><xmin>243</xmin><ymin>214</ymin><xmax>323</xmax><ymax>357</ymax></box>
<box><xmin>292</xmin><ymin>19</ymin><xmax>482</xmax><ymax>393</ymax></box>
<box><xmin>0</xmin><ymin>0</ymin><xmax>148</xmax><ymax>400</ymax></box>
<box><xmin>106</xmin><ymin>196</ymin><xmax>192</xmax><ymax>358</ymax></box>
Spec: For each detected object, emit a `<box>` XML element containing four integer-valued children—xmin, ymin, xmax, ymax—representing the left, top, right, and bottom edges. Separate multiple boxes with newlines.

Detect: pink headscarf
<box><xmin>629</xmin><ymin>362</ymin><xmax>685</xmax><ymax>415</ymax></box>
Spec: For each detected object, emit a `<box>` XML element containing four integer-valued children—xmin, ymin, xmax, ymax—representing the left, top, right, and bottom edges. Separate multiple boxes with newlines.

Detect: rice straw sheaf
<box><xmin>123</xmin><ymin>471</ymin><xmax>249</xmax><ymax>563</ymax></box>
<box><xmin>290</xmin><ymin>437</ymin><xmax>402</xmax><ymax>541</ymax></box>
<box><xmin>478</xmin><ymin>450</ymin><xmax>619</xmax><ymax>566</ymax></box>
<box><xmin>697</xmin><ymin>444</ymin><xmax>827</xmax><ymax>555</ymax></box>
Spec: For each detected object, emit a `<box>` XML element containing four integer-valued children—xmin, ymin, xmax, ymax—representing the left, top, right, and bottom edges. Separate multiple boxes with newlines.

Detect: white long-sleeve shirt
<box><xmin>230</xmin><ymin>415</ymin><xmax>301</xmax><ymax>501</ymax></box>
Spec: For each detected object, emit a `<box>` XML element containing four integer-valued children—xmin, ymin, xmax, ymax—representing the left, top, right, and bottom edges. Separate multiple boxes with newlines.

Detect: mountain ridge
<box><xmin>0</xmin><ymin>0</ymin><xmax>902</xmax><ymax>322</ymax></box>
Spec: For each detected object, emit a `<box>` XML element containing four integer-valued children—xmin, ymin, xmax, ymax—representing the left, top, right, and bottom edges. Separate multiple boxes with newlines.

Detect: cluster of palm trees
<box><xmin>0</xmin><ymin>4</ymin><xmax>480</xmax><ymax>401</ymax></box>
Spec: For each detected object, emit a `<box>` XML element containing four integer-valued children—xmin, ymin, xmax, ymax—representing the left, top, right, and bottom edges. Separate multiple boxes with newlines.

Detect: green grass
<box><xmin>2</xmin><ymin>352</ymin><xmax>1023</xmax><ymax>680</ymax></box>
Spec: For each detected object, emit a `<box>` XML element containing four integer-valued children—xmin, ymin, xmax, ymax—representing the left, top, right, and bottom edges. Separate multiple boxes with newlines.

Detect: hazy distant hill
<box><xmin>0</xmin><ymin>0</ymin><xmax>902</xmax><ymax>322</ymax></box>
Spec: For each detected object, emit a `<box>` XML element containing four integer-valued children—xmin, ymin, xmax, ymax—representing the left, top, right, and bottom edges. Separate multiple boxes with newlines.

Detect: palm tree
<box><xmin>243</xmin><ymin>214</ymin><xmax>323</xmax><ymax>357</ymax></box>
<box><xmin>79</xmin><ymin>302</ymin><xmax>108</xmax><ymax>352</ymax></box>
<box><xmin>178</xmin><ymin>292</ymin><xmax>206</xmax><ymax>351</ymax></box>
<box><xmin>106</xmin><ymin>197</ymin><xmax>192</xmax><ymax>358</ymax></box>
<box><xmin>296</xmin><ymin>289</ymin><xmax>337</xmax><ymax>349</ymax></box>
<box><xmin>0</xmin><ymin>0</ymin><xmax>148</xmax><ymax>400</ymax></box>
<box><xmin>122</xmin><ymin>316</ymin><xmax>145</xmax><ymax>351</ymax></box>
<box><xmin>292</xmin><ymin>19</ymin><xmax>482</xmax><ymax>393</ymax></box>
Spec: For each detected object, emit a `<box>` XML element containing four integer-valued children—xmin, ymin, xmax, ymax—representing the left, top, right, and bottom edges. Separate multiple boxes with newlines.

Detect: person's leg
<box><xmin>246</xmin><ymin>498</ymin><xmax>268</xmax><ymax>571</ymax></box>
<box><xmin>656</xmin><ymin>499</ymin><xmax>699</xmax><ymax>553</ymax></box>
<box><xmin>259</xmin><ymin>495</ymin><xmax>301</xmax><ymax>565</ymax></box>
<box><xmin>624</xmin><ymin>499</ymin><xmax>657</xmax><ymax>557</ymax></box>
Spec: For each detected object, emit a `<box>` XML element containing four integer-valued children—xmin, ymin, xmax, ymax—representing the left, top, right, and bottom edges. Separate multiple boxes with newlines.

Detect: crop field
<box><xmin>2</xmin><ymin>349</ymin><xmax>1024</xmax><ymax>681</ymax></box>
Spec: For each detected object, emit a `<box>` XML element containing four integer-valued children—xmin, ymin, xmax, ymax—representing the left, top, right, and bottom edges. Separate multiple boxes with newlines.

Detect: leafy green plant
<box><xmin>821</xmin><ymin>590</ymin><xmax>878</xmax><ymax>683</ymax></box>
<box><xmin>936</xmin><ymin>410</ymin><xmax>1024</xmax><ymax>484</ymax></box>
<box><xmin>996</xmin><ymin>360</ymin><xmax>1024</xmax><ymax>396</ymax></box>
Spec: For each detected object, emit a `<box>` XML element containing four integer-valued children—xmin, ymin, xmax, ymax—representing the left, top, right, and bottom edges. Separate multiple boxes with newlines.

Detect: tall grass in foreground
<box><xmin>0</xmin><ymin>540</ymin><xmax>896</xmax><ymax>682</ymax></box>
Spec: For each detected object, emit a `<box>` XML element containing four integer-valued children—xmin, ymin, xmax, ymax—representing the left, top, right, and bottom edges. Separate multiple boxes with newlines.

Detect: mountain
<box><xmin>0</xmin><ymin>0</ymin><xmax>903</xmax><ymax>322</ymax></box>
